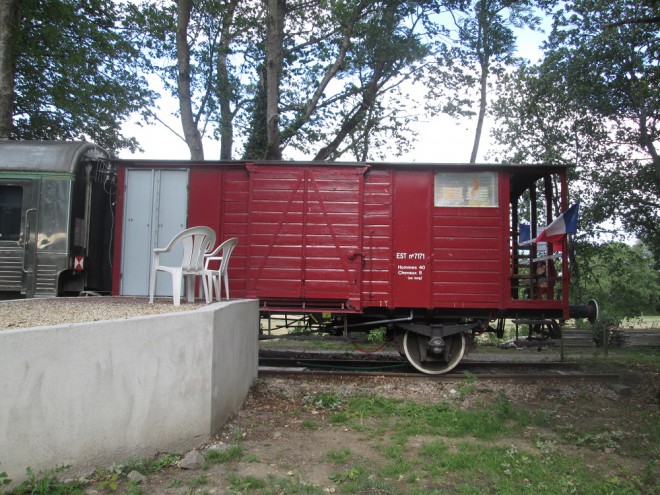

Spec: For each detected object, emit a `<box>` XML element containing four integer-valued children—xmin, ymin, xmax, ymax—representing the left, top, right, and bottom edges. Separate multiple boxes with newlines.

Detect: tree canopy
<box><xmin>573</xmin><ymin>241</ymin><xmax>659</xmax><ymax>318</ymax></box>
<box><xmin>1</xmin><ymin>0</ymin><xmax>154</xmax><ymax>153</ymax></box>
<box><xmin>427</xmin><ymin>0</ymin><xmax>550</xmax><ymax>163</ymax></box>
<box><xmin>491</xmin><ymin>0</ymin><xmax>659</xmax><ymax>260</ymax></box>
<box><xmin>129</xmin><ymin>0</ymin><xmax>452</xmax><ymax>161</ymax></box>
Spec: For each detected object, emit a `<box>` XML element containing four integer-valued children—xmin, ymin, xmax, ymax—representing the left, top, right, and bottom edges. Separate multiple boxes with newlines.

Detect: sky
<box><xmin>118</xmin><ymin>13</ymin><xmax>548</xmax><ymax>164</ymax></box>
<box><xmin>119</xmin><ymin>104</ymin><xmax>491</xmax><ymax>163</ymax></box>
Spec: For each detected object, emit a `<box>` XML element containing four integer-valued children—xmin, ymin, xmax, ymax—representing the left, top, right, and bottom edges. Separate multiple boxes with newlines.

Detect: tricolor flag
<box><xmin>534</xmin><ymin>202</ymin><xmax>579</xmax><ymax>250</ymax></box>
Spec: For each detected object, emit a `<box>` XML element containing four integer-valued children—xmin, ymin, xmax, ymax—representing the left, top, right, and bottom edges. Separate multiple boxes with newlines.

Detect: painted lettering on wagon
<box><xmin>396</xmin><ymin>252</ymin><xmax>425</xmax><ymax>260</ymax></box>
<box><xmin>395</xmin><ymin>252</ymin><xmax>427</xmax><ymax>281</ymax></box>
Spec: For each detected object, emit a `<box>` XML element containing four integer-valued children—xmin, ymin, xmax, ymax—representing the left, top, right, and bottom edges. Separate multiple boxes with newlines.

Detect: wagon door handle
<box><xmin>345</xmin><ymin>250</ymin><xmax>364</xmax><ymax>261</ymax></box>
<box><xmin>22</xmin><ymin>208</ymin><xmax>36</xmax><ymax>273</ymax></box>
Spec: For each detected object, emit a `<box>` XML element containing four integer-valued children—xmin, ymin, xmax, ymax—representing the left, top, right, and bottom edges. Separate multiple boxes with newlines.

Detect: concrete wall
<box><xmin>0</xmin><ymin>299</ymin><xmax>258</xmax><ymax>485</ymax></box>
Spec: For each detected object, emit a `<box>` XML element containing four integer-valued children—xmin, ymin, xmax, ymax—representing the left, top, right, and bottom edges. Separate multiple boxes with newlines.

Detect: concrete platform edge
<box><xmin>0</xmin><ymin>299</ymin><xmax>259</xmax><ymax>485</ymax></box>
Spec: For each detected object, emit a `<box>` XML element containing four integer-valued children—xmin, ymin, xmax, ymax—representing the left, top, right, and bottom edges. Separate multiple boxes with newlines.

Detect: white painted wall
<box><xmin>0</xmin><ymin>299</ymin><xmax>258</xmax><ymax>485</ymax></box>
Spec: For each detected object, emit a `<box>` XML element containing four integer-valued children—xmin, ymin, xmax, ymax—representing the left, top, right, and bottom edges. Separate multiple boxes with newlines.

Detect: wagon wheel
<box><xmin>403</xmin><ymin>331</ymin><xmax>466</xmax><ymax>375</ymax></box>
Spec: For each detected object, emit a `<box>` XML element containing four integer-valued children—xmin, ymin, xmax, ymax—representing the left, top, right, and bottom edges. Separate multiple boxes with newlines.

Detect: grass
<box><xmin>2</xmin><ymin>467</ymin><xmax>85</xmax><ymax>495</ymax></box>
<box><xmin>1</xmin><ymin>452</ymin><xmax>183</xmax><ymax>495</ymax></box>
<box><xmin>4</xmin><ymin>348</ymin><xmax>658</xmax><ymax>495</ymax></box>
<box><xmin>335</xmin><ymin>392</ymin><xmax>543</xmax><ymax>441</ymax></box>
<box><xmin>205</xmin><ymin>445</ymin><xmax>243</xmax><ymax>465</ymax></box>
<box><xmin>326</xmin><ymin>449</ymin><xmax>352</xmax><ymax>463</ymax></box>
<box><xmin>5</xmin><ymin>396</ymin><xmax>656</xmax><ymax>495</ymax></box>
<box><xmin>569</xmin><ymin>348</ymin><xmax>660</xmax><ymax>372</ymax></box>
<box><xmin>295</xmin><ymin>382</ymin><xmax>657</xmax><ymax>495</ymax></box>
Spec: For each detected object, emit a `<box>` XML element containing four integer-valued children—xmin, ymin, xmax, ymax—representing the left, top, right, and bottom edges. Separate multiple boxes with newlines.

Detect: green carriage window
<box><xmin>434</xmin><ymin>172</ymin><xmax>498</xmax><ymax>207</ymax></box>
<box><xmin>0</xmin><ymin>185</ymin><xmax>23</xmax><ymax>241</ymax></box>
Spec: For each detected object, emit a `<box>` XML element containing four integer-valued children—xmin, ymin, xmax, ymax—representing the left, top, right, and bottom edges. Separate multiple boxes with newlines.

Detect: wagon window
<box><xmin>0</xmin><ymin>185</ymin><xmax>23</xmax><ymax>241</ymax></box>
<box><xmin>434</xmin><ymin>172</ymin><xmax>498</xmax><ymax>207</ymax></box>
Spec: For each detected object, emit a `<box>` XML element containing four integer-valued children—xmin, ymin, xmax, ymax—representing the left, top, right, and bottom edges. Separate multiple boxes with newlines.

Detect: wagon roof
<box><xmin>118</xmin><ymin>158</ymin><xmax>568</xmax><ymax>172</ymax></box>
<box><xmin>0</xmin><ymin>141</ymin><xmax>109</xmax><ymax>174</ymax></box>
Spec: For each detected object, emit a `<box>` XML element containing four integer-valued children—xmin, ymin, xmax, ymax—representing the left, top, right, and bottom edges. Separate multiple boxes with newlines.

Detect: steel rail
<box><xmin>258</xmin><ymin>367</ymin><xmax>621</xmax><ymax>382</ymax></box>
<box><xmin>258</xmin><ymin>355</ymin><xmax>584</xmax><ymax>370</ymax></box>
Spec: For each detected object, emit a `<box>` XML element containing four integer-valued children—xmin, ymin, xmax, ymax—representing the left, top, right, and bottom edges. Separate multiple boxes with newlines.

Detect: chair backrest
<box><xmin>165</xmin><ymin>226</ymin><xmax>216</xmax><ymax>272</ymax></box>
<box><xmin>219</xmin><ymin>237</ymin><xmax>238</xmax><ymax>274</ymax></box>
<box><xmin>206</xmin><ymin>237</ymin><xmax>239</xmax><ymax>274</ymax></box>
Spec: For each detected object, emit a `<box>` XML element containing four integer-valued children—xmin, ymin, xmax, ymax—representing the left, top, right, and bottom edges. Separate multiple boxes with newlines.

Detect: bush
<box><xmin>590</xmin><ymin>314</ymin><xmax>625</xmax><ymax>347</ymax></box>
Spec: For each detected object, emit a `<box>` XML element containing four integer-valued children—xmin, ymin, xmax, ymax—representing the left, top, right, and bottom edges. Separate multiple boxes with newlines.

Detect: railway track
<box><xmin>258</xmin><ymin>353</ymin><xmax>621</xmax><ymax>381</ymax></box>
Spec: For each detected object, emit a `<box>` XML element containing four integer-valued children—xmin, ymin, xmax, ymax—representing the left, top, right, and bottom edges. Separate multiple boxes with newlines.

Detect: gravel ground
<box><xmin>0</xmin><ymin>297</ymin><xmax>206</xmax><ymax>330</ymax></box>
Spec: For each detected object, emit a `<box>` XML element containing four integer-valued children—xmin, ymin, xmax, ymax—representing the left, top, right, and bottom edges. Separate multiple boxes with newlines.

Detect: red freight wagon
<box><xmin>112</xmin><ymin>160</ymin><xmax>597</xmax><ymax>373</ymax></box>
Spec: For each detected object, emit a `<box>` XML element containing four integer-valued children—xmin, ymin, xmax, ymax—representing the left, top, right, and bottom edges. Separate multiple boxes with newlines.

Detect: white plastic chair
<box><xmin>149</xmin><ymin>226</ymin><xmax>216</xmax><ymax>306</ymax></box>
<box><xmin>204</xmin><ymin>237</ymin><xmax>238</xmax><ymax>301</ymax></box>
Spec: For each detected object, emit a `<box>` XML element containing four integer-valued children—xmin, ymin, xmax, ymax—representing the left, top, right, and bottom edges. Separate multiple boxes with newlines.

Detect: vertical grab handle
<box><xmin>22</xmin><ymin>208</ymin><xmax>37</xmax><ymax>273</ymax></box>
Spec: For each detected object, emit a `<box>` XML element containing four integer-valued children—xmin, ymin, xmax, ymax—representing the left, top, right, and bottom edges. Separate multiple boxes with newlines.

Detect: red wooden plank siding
<box><xmin>431</xmin><ymin>207</ymin><xmax>503</xmax><ymax>308</ymax></box>
<box><xmin>361</xmin><ymin>168</ymin><xmax>393</xmax><ymax>308</ymax></box>
<box><xmin>245</xmin><ymin>165</ymin><xmax>364</xmax><ymax>309</ymax></box>
<box><xmin>246</xmin><ymin>167</ymin><xmax>305</xmax><ymax>299</ymax></box>
<box><xmin>188</xmin><ymin>168</ymin><xmax>222</xmax><ymax>231</ymax></box>
<box><xmin>187</xmin><ymin>166</ymin><xmax>251</xmax><ymax>297</ymax></box>
<box><xmin>220</xmin><ymin>168</ymin><xmax>250</xmax><ymax>297</ymax></box>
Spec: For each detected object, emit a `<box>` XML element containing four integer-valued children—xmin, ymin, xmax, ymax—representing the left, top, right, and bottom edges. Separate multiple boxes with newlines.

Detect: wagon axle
<box><xmin>427</xmin><ymin>336</ymin><xmax>446</xmax><ymax>354</ymax></box>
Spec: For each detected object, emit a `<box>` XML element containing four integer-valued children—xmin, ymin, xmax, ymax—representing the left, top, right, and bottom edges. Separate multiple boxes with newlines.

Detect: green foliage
<box><xmin>300</xmin><ymin>419</ymin><xmax>318</xmax><ymax>430</ymax></box>
<box><xmin>573</xmin><ymin>241</ymin><xmax>659</xmax><ymax>318</ymax></box>
<box><xmin>6</xmin><ymin>467</ymin><xmax>84</xmax><ymax>495</ymax></box>
<box><xmin>132</xmin><ymin>0</ymin><xmax>446</xmax><ymax>161</ymax></box>
<box><xmin>11</xmin><ymin>0</ymin><xmax>155</xmax><ymax>153</ymax></box>
<box><xmin>228</xmin><ymin>474</ymin><xmax>266</xmax><ymax>491</ymax></box>
<box><xmin>415</xmin><ymin>440</ymin><xmax>653</xmax><ymax>494</ymax></box>
<box><xmin>591</xmin><ymin>315</ymin><xmax>625</xmax><ymax>347</ymax></box>
<box><xmin>304</xmin><ymin>392</ymin><xmax>343</xmax><ymax>411</ymax></box>
<box><xmin>342</xmin><ymin>393</ymin><xmax>528</xmax><ymax>440</ymax></box>
<box><xmin>147</xmin><ymin>453</ymin><xmax>181</xmax><ymax>472</ymax></box>
<box><xmin>329</xmin><ymin>411</ymin><xmax>349</xmax><ymax>425</ymax></box>
<box><xmin>575</xmin><ymin>430</ymin><xmax>626</xmax><ymax>451</ymax></box>
<box><xmin>167</xmin><ymin>479</ymin><xmax>184</xmax><ymax>489</ymax></box>
<box><xmin>97</xmin><ymin>472</ymin><xmax>120</xmax><ymax>492</ymax></box>
<box><xmin>492</xmin><ymin>0</ymin><xmax>659</xmax><ymax>253</ymax></box>
<box><xmin>367</xmin><ymin>327</ymin><xmax>387</xmax><ymax>343</ymax></box>
<box><xmin>326</xmin><ymin>449</ymin><xmax>351</xmax><ymax>464</ymax></box>
<box><xmin>0</xmin><ymin>469</ymin><xmax>10</xmax><ymax>491</ymax></box>
<box><xmin>94</xmin><ymin>452</ymin><xmax>180</xmax><ymax>479</ymax></box>
<box><xmin>329</xmin><ymin>465</ymin><xmax>366</xmax><ymax>484</ymax></box>
<box><xmin>124</xmin><ymin>480</ymin><xmax>142</xmax><ymax>495</ymax></box>
<box><xmin>186</xmin><ymin>474</ymin><xmax>208</xmax><ymax>491</ymax></box>
<box><xmin>455</xmin><ymin>371</ymin><xmax>477</xmax><ymax>399</ymax></box>
<box><xmin>572</xmin><ymin>348</ymin><xmax>660</xmax><ymax>373</ymax></box>
<box><xmin>428</xmin><ymin>0</ymin><xmax>548</xmax><ymax>162</ymax></box>
<box><xmin>205</xmin><ymin>445</ymin><xmax>243</xmax><ymax>465</ymax></box>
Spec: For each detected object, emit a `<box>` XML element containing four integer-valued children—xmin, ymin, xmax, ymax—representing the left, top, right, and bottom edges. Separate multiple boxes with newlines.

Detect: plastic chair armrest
<box><xmin>205</xmin><ymin>256</ymin><xmax>224</xmax><ymax>270</ymax></box>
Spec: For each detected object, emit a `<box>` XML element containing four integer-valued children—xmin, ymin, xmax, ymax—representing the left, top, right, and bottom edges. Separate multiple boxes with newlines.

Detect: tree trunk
<box><xmin>177</xmin><ymin>0</ymin><xmax>204</xmax><ymax>160</ymax></box>
<box><xmin>469</xmin><ymin>60</ymin><xmax>488</xmax><ymax>164</ymax></box>
<box><xmin>217</xmin><ymin>51</ymin><xmax>233</xmax><ymax>160</ymax></box>
<box><xmin>217</xmin><ymin>0</ymin><xmax>239</xmax><ymax>160</ymax></box>
<box><xmin>314</xmin><ymin>65</ymin><xmax>383</xmax><ymax>162</ymax></box>
<box><xmin>265</xmin><ymin>0</ymin><xmax>285</xmax><ymax>160</ymax></box>
<box><xmin>469</xmin><ymin>0</ymin><xmax>493</xmax><ymax>164</ymax></box>
<box><xmin>0</xmin><ymin>0</ymin><xmax>18</xmax><ymax>140</ymax></box>
<box><xmin>636</xmin><ymin>91</ymin><xmax>660</xmax><ymax>183</ymax></box>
